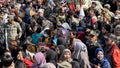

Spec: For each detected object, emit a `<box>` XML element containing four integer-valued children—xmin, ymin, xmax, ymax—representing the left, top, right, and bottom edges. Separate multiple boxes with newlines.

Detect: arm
<box><xmin>112</xmin><ymin>49</ymin><xmax>120</xmax><ymax>68</ymax></box>
<box><xmin>17</xmin><ymin>23</ymin><xmax>22</xmax><ymax>39</ymax></box>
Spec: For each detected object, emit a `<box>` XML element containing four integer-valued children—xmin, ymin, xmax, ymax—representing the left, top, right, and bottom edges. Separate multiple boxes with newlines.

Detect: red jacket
<box><xmin>22</xmin><ymin>59</ymin><xmax>33</xmax><ymax>68</ymax></box>
<box><xmin>108</xmin><ymin>43</ymin><xmax>120</xmax><ymax>68</ymax></box>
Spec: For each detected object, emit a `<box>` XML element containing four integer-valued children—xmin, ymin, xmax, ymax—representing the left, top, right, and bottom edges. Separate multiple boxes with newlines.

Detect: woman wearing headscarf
<box><xmin>70</xmin><ymin>31</ymin><xmax>91</xmax><ymax>68</ymax></box>
<box><xmin>31</xmin><ymin>52</ymin><xmax>46</xmax><ymax>68</ymax></box>
<box><xmin>91</xmin><ymin>48</ymin><xmax>111</xmax><ymax>68</ymax></box>
<box><xmin>60</xmin><ymin>49</ymin><xmax>80</xmax><ymax>68</ymax></box>
<box><xmin>41</xmin><ymin>63</ymin><xmax>56</xmax><ymax>68</ymax></box>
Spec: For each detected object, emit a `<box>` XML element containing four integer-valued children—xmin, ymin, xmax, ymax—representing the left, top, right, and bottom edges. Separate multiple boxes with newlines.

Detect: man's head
<box><xmin>38</xmin><ymin>9</ymin><xmax>44</xmax><ymax>17</ymax></box>
<box><xmin>70</xmin><ymin>31</ymin><xmax>77</xmax><ymax>39</ymax></box>
<box><xmin>105</xmin><ymin>33</ymin><xmax>117</xmax><ymax>46</ymax></box>
<box><xmin>91</xmin><ymin>2</ymin><xmax>97</xmax><ymax>8</ymax></box>
<box><xmin>7</xmin><ymin>15</ymin><xmax>14</xmax><ymax>24</ymax></box>
<box><xmin>88</xmin><ymin>30</ymin><xmax>98</xmax><ymax>43</ymax></box>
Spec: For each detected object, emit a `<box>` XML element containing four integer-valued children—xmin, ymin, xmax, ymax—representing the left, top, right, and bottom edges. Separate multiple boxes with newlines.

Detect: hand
<box><xmin>94</xmin><ymin>64</ymin><xmax>100</xmax><ymax>68</ymax></box>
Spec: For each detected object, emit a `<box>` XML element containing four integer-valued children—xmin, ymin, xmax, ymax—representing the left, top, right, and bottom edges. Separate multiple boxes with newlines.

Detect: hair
<box><xmin>15</xmin><ymin>60</ymin><xmax>26</xmax><ymax>68</ymax></box>
<box><xmin>70</xmin><ymin>30</ymin><xmax>77</xmax><ymax>36</ymax></box>
<box><xmin>92</xmin><ymin>2</ymin><xmax>97</xmax><ymax>5</ymax></box>
<box><xmin>103</xmin><ymin>24</ymin><xmax>111</xmax><ymax>33</ymax></box>
<box><xmin>106</xmin><ymin>33</ymin><xmax>117</xmax><ymax>41</ymax></box>
<box><xmin>2</xmin><ymin>55</ymin><xmax>13</xmax><ymax>67</ymax></box>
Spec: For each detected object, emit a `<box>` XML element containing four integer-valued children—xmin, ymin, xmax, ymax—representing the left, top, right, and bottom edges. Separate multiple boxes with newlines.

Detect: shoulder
<box><xmin>101</xmin><ymin>58</ymin><xmax>111</xmax><ymax>68</ymax></box>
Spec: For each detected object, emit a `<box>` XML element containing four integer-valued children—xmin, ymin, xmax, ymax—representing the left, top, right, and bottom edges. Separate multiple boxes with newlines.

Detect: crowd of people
<box><xmin>0</xmin><ymin>0</ymin><xmax>120</xmax><ymax>68</ymax></box>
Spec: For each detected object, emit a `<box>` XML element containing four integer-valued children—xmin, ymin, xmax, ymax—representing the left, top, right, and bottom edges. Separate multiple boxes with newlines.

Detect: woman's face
<box><xmin>115</xmin><ymin>27</ymin><xmax>120</xmax><ymax>36</ymax></box>
<box><xmin>97</xmin><ymin>51</ymin><xmax>104</xmax><ymax>60</ymax></box>
<box><xmin>64</xmin><ymin>52</ymin><xmax>71</xmax><ymax>60</ymax></box>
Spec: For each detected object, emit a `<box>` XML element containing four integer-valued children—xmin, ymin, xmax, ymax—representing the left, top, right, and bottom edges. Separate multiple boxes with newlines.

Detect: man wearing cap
<box><xmin>4</xmin><ymin>15</ymin><xmax>22</xmax><ymax>41</ymax></box>
<box><xmin>86</xmin><ymin>30</ymin><xmax>102</xmax><ymax>61</ymax></box>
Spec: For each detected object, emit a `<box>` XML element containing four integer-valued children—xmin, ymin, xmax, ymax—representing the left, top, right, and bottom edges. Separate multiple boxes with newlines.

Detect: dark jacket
<box><xmin>86</xmin><ymin>41</ymin><xmax>102</xmax><ymax>61</ymax></box>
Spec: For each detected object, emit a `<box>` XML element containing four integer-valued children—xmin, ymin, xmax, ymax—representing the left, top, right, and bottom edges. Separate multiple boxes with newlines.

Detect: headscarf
<box><xmin>41</xmin><ymin>63</ymin><xmax>56</xmax><ymax>68</ymax></box>
<box><xmin>34</xmin><ymin>52</ymin><xmax>46</xmax><ymax>68</ymax></box>
<box><xmin>91</xmin><ymin>48</ymin><xmax>111</xmax><ymax>68</ymax></box>
<box><xmin>72</xmin><ymin>38</ymin><xmax>88</xmax><ymax>60</ymax></box>
<box><xmin>57</xmin><ymin>61</ymin><xmax>72</xmax><ymax>68</ymax></box>
<box><xmin>60</xmin><ymin>49</ymin><xmax>72</xmax><ymax>62</ymax></box>
<box><xmin>94</xmin><ymin>48</ymin><xmax>104</xmax><ymax>59</ymax></box>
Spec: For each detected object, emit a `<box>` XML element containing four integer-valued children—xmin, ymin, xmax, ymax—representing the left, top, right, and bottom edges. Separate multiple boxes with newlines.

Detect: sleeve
<box><xmin>102</xmin><ymin>60</ymin><xmax>111</xmax><ymax>68</ymax></box>
<box><xmin>112</xmin><ymin>49</ymin><xmax>120</xmax><ymax>68</ymax></box>
<box><xmin>17</xmin><ymin>23</ymin><xmax>22</xmax><ymax>39</ymax></box>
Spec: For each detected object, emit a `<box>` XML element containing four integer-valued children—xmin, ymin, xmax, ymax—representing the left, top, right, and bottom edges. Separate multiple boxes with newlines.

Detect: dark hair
<box><xmin>103</xmin><ymin>24</ymin><xmax>111</xmax><ymax>33</ymax></box>
<box><xmin>15</xmin><ymin>60</ymin><xmax>26</xmax><ymax>68</ymax></box>
<box><xmin>106</xmin><ymin>33</ymin><xmax>117</xmax><ymax>41</ymax></box>
<box><xmin>70</xmin><ymin>30</ymin><xmax>77</xmax><ymax>36</ymax></box>
<box><xmin>2</xmin><ymin>55</ymin><xmax>13</xmax><ymax>67</ymax></box>
<box><xmin>70</xmin><ymin>61</ymin><xmax>80</xmax><ymax>68</ymax></box>
<box><xmin>92</xmin><ymin>2</ymin><xmax>97</xmax><ymax>5</ymax></box>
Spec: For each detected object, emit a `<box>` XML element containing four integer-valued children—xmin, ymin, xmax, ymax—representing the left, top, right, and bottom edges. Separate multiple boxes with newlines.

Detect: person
<box><xmin>15</xmin><ymin>60</ymin><xmax>26</xmax><ymax>68</ymax></box>
<box><xmin>70</xmin><ymin>31</ymin><xmax>91</xmax><ymax>68</ymax></box>
<box><xmin>9</xmin><ymin>40</ymin><xmax>22</xmax><ymax>62</ymax></box>
<box><xmin>104</xmin><ymin>33</ymin><xmax>120</xmax><ymax>68</ymax></box>
<box><xmin>41</xmin><ymin>63</ymin><xmax>56</xmax><ymax>68</ymax></box>
<box><xmin>31</xmin><ymin>52</ymin><xmax>46</xmax><ymax>68</ymax></box>
<box><xmin>1</xmin><ymin>54</ymin><xmax>14</xmax><ymax>68</ymax></box>
<box><xmin>60</xmin><ymin>49</ymin><xmax>80</xmax><ymax>68</ymax></box>
<box><xmin>98</xmin><ymin>24</ymin><xmax>111</xmax><ymax>47</ymax></box>
<box><xmin>114</xmin><ymin>25</ymin><xmax>120</xmax><ymax>48</ymax></box>
<box><xmin>55</xmin><ymin>45</ymin><xmax>65</xmax><ymax>61</ymax></box>
<box><xmin>0</xmin><ymin>16</ymin><xmax>5</xmax><ymax>44</ymax></box>
<box><xmin>38</xmin><ymin>45</ymin><xmax>57</xmax><ymax>65</ymax></box>
<box><xmin>86</xmin><ymin>30</ymin><xmax>102</xmax><ymax>61</ymax></box>
<box><xmin>91</xmin><ymin>48</ymin><xmax>111</xmax><ymax>68</ymax></box>
<box><xmin>89</xmin><ymin>2</ymin><xmax>99</xmax><ymax>16</ymax></box>
<box><xmin>57</xmin><ymin>61</ymin><xmax>72</xmax><ymax>68</ymax></box>
<box><xmin>4</xmin><ymin>15</ymin><xmax>22</xmax><ymax>41</ymax></box>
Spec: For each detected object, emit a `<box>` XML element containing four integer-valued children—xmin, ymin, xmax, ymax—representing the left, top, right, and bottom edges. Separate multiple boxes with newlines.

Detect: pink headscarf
<box><xmin>33</xmin><ymin>52</ymin><xmax>46</xmax><ymax>68</ymax></box>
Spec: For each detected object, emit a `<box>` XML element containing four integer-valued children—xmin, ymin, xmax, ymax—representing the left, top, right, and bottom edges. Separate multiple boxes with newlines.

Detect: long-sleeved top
<box><xmin>4</xmin><ymin>22</ymin><xmax>22</xmax><ymax>41</ymax></box>
<box><xmin>108</xmin><ymin>43</ymin><xmax>120</xmax><ymax>68</ymax></box>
